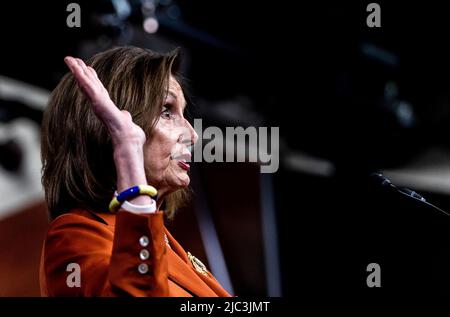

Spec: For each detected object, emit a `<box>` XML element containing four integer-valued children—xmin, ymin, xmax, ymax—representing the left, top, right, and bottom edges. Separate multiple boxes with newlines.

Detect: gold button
<box><xmin>139</xmin><ymin>235</ymin><xmax>149</xmax><ymax>247</ymax></box>
<box><xmin>138</xmin><ymin>263</ymin><xmax>149</xmax><ymax>274</ymax></box>
<box><xmin>140</xmin><ymin>249</ymin><xmax>150</xmax><ymax>260</ymax></box>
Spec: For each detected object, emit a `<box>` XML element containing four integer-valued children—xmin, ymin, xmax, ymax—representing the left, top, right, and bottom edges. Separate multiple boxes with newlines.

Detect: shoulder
<box><xmin>41</xmin><ymin>209</ymin><xmax>114</xmax><ymax>296</ymax></box>
<box><xmin>49</xmin><ymin>208</ymin><xmax>110</xmax><ymax>229</ymax></box>
<box><xmin>45</xmin><ymin>209</ymin><xmax>114</xmax><ymax>251</ymax></box>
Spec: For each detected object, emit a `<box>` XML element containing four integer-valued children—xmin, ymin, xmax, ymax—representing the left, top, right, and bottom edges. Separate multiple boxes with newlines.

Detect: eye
<box><xmin>161</xmin><ymin>105</ymin><xmax>174</xmax><ymax>120</ymax></box>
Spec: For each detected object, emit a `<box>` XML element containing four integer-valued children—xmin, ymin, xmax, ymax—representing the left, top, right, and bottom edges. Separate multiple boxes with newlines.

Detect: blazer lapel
<box><xmin>164</xmin><ymin>229</ymin><xmax>218</xmax><ymax>297</ymax></box>
<box><xmin>165</xmin><ymin>229</ymin><xmax>232</xmax><ymax>296</ymax></box>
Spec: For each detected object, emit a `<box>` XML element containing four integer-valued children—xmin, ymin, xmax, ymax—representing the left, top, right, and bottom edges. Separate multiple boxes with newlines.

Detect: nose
<box><xmin>188</xmin><ymin>119</ymin><xmax>198</xmax><ymax>145</ymax></box>
<box><xmin>180</xmin><ymin>119</ymin><xmax>198</xmax><ymax>146</ymax></box>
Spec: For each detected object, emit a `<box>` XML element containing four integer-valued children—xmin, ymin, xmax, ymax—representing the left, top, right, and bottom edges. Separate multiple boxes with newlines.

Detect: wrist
<box><xmin>116</xmin><ymin>173</ymin><xmax>148</xmax><ymax>192</ymax></box>
<box><xmin>127</xmin><ymin>194</ymin><xmax>153</xmax><ymax>206</ymax></box>
<box><xmin>113</xmin><ymin>143</ymin><xmax>144</xmax><ymax>161</ymax></box>
<box><xmin>113</xmin><ymin>146</ymin><xmax>148</xmax><ymax>191</ymax></box>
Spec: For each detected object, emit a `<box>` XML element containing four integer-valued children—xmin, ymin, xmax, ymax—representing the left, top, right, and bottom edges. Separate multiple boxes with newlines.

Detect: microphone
<box><xmin>397</xmin><ymin>187</ymin><xmax>426</xmax><ymax>202</ymax></box>
<box><xmin>370</xmin><ymin>172</ymin><xmax>396</xmax><ymax>188</ymax></box>
<box><xmin>370</xmin><ymin>172</ymin><xmax>450</xmax><ymax>217</ymax></box>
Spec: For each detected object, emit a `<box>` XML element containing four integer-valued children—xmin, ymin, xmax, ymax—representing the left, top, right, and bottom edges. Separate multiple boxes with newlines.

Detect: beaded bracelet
<box><xmin>109</xmin><ymin>185</ymin><xmax>158</xmax><ymax>212</ymax></box>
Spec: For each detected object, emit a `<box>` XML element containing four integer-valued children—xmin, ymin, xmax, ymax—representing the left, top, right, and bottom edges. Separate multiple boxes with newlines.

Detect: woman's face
<box><xmin>143</xmin><ymin>76</ymin><xmax>198</xmax><ymax>197</ymax></box>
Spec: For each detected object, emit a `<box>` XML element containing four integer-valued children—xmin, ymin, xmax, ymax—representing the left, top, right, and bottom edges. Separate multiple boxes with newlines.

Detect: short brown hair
<box><xmin>41</xmin><ymin>46</ymin><xmax>185</xmax><ymax>219</ymax></box>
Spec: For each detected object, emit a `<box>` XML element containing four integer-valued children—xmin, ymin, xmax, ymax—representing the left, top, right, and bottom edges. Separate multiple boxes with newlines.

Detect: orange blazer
<box><xmin>39</xmin><ymin>208</ymin><xmax>232</xmax><ymax>297</ymax></box>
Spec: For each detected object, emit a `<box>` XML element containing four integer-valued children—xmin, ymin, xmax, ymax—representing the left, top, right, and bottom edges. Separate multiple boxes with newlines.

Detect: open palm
<box><xmin>64</xmin><ymin>56</ymin><xmax>146</xmax><ymax>147</ymax></box>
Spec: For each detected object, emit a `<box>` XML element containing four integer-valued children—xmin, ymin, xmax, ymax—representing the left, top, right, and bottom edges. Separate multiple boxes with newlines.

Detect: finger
<box><xmin>74</xmin><ymin>58</ymin><xmax>91</xmax><ymax>78</ymax></box>
<box><xmin>64</xmin><ymin>58</ymin><xmax>122</xmax><ymax>130</ymax></box>
<box><xmin>65</xmin><ymin>57</ymin><xmax>86</xmax><ymax>81</ymax></box>
<box><xmin>75</xmin><ymin>58</ymin><xmax>89</xmax><ymax>76</ymax></box>
<box><xmin>64</xmin><ymin>56</ymin><xmax>77</xmax><ymax>72</ymax></box>
<box><xmin>86</xmin><ymin>66</ymin><xmax>99</xmax><ymax>79</ymax></box>
<box><xmin>65</xmin><ymin>57</ymin><xmax>93</xmax><ymax>87</ymax></box>
<box><xmin>68</xmin><ymin>63</ymin><xmax>96</xmax><ymax>98</ymax></box>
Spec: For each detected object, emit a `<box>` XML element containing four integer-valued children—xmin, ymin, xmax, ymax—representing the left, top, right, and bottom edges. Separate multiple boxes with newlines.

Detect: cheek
<box><xmin>144</xmin><ymin>121</ymin><xmax>179</xmax><ymax>171</ymax></box>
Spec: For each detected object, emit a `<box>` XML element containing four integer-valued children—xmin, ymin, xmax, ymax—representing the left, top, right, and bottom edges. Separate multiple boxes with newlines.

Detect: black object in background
<box><xmin>276</xmin><ymin>169</ymin><xmax>450</xmax><ymax>298</ymax></box>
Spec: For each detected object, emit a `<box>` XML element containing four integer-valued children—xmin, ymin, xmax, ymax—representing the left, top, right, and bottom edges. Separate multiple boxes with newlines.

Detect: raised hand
<box><xmin>64</xmin><ymin>56</ymin><xmax>151</xmax><ymax>196</ymax></box>
<box><xmin>64</xmin><ymin>56</ymin><xmax>146</xmax><ymax>148</ymax></box>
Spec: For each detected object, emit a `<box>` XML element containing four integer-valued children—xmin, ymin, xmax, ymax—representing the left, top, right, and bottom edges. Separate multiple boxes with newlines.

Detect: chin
<box><xmin>177</xmin><ymin>173</ymin><xmax>190</xmax><ymax>187</ymax></box>
<box><xmin>165</xmin><ymin>173</ymin><xmax>190</xmax><ymax>191</ymax></box>
<box><xmin>171</xmin><ymin>163</ymin><xmax>191</xmax><ymax>188</ymax></box>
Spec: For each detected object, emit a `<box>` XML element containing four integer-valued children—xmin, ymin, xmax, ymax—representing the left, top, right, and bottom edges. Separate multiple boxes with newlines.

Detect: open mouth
<box><xmin>171</xmin><ymin>153</ymin><xmax>191</xmax><ymax>171</ymax></box>
<box><xmin>177</xmin><ymin>160</ymin><xmax>190</xmax><ymax>171</ymax></box>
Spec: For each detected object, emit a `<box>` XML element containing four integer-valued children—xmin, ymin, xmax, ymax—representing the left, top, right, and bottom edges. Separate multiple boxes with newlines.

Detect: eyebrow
<box><xmin>167</xmin><ymin>90</ymin><xmax>187</xmax><ymax>110</ymax></box>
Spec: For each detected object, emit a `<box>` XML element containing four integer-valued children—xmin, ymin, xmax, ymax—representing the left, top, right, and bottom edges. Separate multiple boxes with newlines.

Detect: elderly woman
<box><xmin>39</xmin><ymin>46</ymin><xmax>231</xmax><ymax>297</ymax></box>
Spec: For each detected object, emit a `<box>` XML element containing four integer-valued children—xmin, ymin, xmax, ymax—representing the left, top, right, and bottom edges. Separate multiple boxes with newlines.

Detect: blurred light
<box><xmin>141</xmin><ymin>0</ymin><xmax>156</xmax><ymax>15</ymax></box>
<box><xmin>143</xmin><ymin>16</ymin><xmax>159</xmax><ymax>33</ymax></box>
<box><xmin>396</xmin><ymin>101</ymin><xmax>415</xmax><ymax>127</ymax></box>
<box><xmin>360</xmin><ymin>42</ymin><xmax>399</xmax><ymax>67</ymax></box>
<box><xmin>111</xmin><ymin>0</ymin><xmax>131</xmax><ymax>19</ymax></box>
